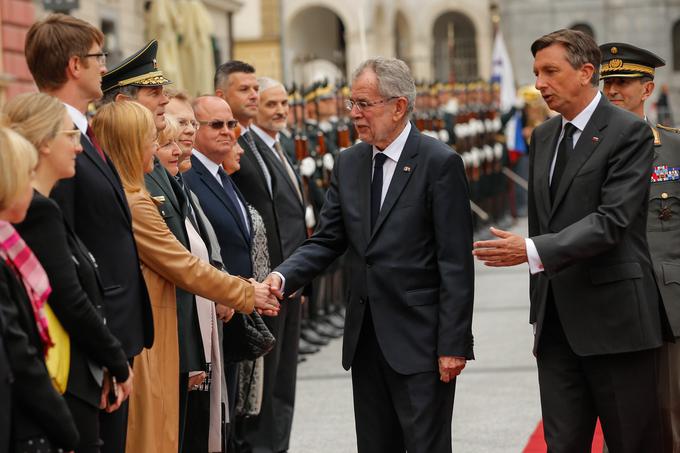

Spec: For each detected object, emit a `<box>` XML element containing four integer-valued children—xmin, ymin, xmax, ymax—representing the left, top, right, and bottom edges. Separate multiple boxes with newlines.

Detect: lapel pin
<box><xmin>592</xmin><ymin>136</ymin><xmax>599</xmax><ymax>143</ymax></box>
<box><xmin>403</xmin><ymin>165</ymin><xmax>412</xmax><ymax>173</ymax></box>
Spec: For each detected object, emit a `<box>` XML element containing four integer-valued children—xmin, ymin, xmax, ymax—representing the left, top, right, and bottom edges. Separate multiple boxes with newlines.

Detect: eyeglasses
<box><xmin>345</xmin><ymin>97</ymin><xmax>399</xmax><ymax>112</ymax></box>
<box><xmin>83</xmin><ymin>52</ymin><xmax>108</xmax><ymax>65</ymax></box>
<box><xmin>177</xmin><ymin>119</ymin><xmax>199</xmax><ymax>130</ymax></box>
<box><xmin>59</xmin><ymin>129</ymin><xmax>82</xmax><ymax>146</ymax></box>
<box><xmin>197</xmin><ymin>119</ymin><xmax>239</xmax><ymax>131</ymax></box>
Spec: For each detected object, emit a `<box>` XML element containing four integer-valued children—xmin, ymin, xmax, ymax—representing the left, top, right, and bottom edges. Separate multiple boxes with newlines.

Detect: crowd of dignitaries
<box><xmin>9</xmin><ymin>11</ymin><xmax>680</xmax><ymax>453</ymax></box>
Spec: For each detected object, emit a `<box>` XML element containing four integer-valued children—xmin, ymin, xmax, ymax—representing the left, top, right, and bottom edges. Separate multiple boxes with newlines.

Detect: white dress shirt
<box><xmin>372</xmin><ymin>121</ymin><xmax>411</xmax><ymax>208</ymax></box>
<box><xmin>193</xmin><ymin>149</ymin><xmax>250</xmax><ymax>234</ymax></box>
<box><xmin>250</xmin><ymin>124</ymin><xmax>280</xmax><ymax>161</ymax></box>
<box><xmin>525</xmin><ymin>91</ymin><xmax>601</xmax><ymax>274</ymax></box>
<box><xmin>64</xmin><ymin>102</ymin><xmax>89</xmax><ymax>135</ymax></box>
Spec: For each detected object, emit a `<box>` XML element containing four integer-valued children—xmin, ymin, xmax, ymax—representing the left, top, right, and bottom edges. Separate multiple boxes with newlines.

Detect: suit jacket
<box><xmin>51</xmin><ymin>134</ymin><xmax>153</xmax><ymax>357</ymax></box>
<box><xmin>233</xmin><ymin>134</ymin><xmax>283</xmax><ymax>267</ymax></box>
<box><xmin>251</xmin><ymin>131</ymin><xmax>308</xmax><ymax>258</ymax></box>
<box><xmin>123</xmin><ymin>189</ymin><xmax>254</xmax><ymax>453</ymax></box>
<box><xmin>0</xmin><ymin>260</ymin><xmax>79</xmax><ymax>449</ymax></box>
<box><xmin>275</xmin><ymin>125</ymin><xmax>475</xmax><ymax>375</ymax></box>
<box><xmin>645</xmin><ymin>124</ymin><xmax>680</xmax><ymax>338</ymax></box>
<box><xmin>0</xmin><ymin>308</ymin><xmax>10</xmax><ymax>452</ymax></box>
<box><xmin>528</xmin><ymin>95</ymin><xmax>662</xmax><ymax>356</ymax></box>
<box><xmin>145</xmin><ymin>163</ymin><xmax>204</xmax><ymax>373</ymax></box>
<box><xmin>184</xmin><ymin>154</ymin><xmax>253</xmax><ymax>278</ymax></box>
<box><xmin>14</xmin><ymin>191</ymin><xmax>129</xmax><ymax>408</ymax></box>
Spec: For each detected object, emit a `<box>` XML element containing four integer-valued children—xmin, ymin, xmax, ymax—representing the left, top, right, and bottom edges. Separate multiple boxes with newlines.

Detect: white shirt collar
<box><xmin>250</xmin><ymin>124</ymin><xmax>278</xmax><ymax>149</ymax></box>
<box><xmin>372</xmin><ymin>122</ymin><xmax>411</xmax><ymax>163</ymax></box>
<box><xmin>562</xmin><ymin>91</ymin><xmax>601</xmax><ymax>132</ymax></box>
<box><xmin>63</xmin><ymin>102</ymin><xmax>89</xmax><ymax>134</ymax></box>
<box><xmin>193</xmin><ymin>149</ymin><xmax>223</xmax><ymax>181</ymax></box>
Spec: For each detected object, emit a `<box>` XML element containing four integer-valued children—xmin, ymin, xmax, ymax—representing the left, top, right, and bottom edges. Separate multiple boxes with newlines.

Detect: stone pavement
<box><xmin>289</xmin><ymin>219</ymin><xmax>541</xmax><ymax>452</ymax></box>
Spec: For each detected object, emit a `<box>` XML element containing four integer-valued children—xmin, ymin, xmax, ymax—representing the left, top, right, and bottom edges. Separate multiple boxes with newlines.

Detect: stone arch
<box><xmin>394</xmin><ymin>9</ymin><xmax>412</xmax><ymax>68</ymax></box>
<box><xmin>432</xmin><ymin>11</ymin><xmax>478</xmax><ymax>82</ymax></box>
<box><xmin>284</xmin><ymin>4</ymin><xmax>348</xmax><ymax>84</ymax></box>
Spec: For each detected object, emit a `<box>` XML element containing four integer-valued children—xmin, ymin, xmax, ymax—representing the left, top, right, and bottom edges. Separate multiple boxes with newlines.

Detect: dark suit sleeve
<box><xmin>17</xmin><ymin>197</ymin><xmax>129</xmax><ymax>381</ymax></box>
<box><xmin>275</xmin><ymin>151</ymin><xmax>349</xmax><ymax>294</ymax></box>
<box><xmin>527</xmin><ymin>130</ymin><xmax>540</xmax><ymax>301</ymax></box>
<box><xmin>532</xmin><ymin>121</ymin><xmax>654</xmax><ymax>274</ymax></box>
<box><xmin>0</xmin><ymin>269</ymin><xmax>79</xmax><ymax>449</ymax></box>
<box><xmin>432</xmin><ymin>153</ymin><xmax>475</xmax><ymax>359</ymax></box>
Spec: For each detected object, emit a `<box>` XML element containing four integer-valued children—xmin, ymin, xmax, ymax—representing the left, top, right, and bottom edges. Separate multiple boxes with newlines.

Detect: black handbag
<box><xmin>222</xmin><ymin>311</ymin><xmax>276</xmax><ymax>363</ymax></box>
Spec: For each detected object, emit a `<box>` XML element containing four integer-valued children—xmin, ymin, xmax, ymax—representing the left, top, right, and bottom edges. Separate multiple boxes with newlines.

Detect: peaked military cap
<box><xmin>599</xmin><ymin>42</ymin><xmax>665</xmax><ymax>80</ymax></box>
<box><xmin>102</xmin><ymin>40</ymin><xmax>171</xmax><ymax>93</ymax></box>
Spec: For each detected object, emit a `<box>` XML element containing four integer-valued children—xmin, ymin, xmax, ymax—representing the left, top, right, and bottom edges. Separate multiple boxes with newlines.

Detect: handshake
<box><xmin>250</xmin><ymin>273</ymin><xmax>285</xmax><ymax>317</ymax></box>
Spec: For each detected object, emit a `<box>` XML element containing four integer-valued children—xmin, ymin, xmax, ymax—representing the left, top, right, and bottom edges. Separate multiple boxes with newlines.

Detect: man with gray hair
<box><xmin>264</xmin><ymin>57</ymin><xmax>475</xmax><ymax>452</ymax></box>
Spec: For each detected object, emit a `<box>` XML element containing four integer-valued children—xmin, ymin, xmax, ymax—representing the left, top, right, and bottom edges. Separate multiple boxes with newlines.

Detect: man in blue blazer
<box><xmin>265</xmin><ymin>58</ymin><xmax>475</xmax><ymax>453</ymax></box>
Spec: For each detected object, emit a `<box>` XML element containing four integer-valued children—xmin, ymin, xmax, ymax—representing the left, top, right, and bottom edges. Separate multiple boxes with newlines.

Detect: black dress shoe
<box><xmin>312</xmin><ymin>320</ymin><xmax>343</xmax><ymax>339</ymax></box>
<box><xmin>299</xmin><ymin>338</ymin><xmax>320</xmax><ymax>355</ymax></box>
<box><xmin>325</xmin><ymin>312</ymin><xmax>345</xmax><ymax>330</ymax></box>
<box><xmin>301</xmin><ymin>327</ymin><xmax>329</xmax><ymax>346</ymax></box>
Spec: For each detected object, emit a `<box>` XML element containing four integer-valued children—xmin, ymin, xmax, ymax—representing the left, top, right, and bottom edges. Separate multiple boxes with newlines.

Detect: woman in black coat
<box><xmin>0</xmin><ymin>126</ymin><xmax>79</xmax><ymax>452</ymax></box>
<box><xmin>6</xmin><ymin>93</ymin><xmax>133</xmax><ymax>453</ymax></box>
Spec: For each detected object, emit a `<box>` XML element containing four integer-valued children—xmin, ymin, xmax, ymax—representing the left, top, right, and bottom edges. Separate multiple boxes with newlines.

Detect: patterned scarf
<box><xmin>0</xmin><ymin>220</ymin><xmax>52</xmax><ymax>354</ymax></box>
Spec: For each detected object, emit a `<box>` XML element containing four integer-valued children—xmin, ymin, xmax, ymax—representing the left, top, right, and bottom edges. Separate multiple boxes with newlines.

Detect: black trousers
<box><xmin>182</xmin><ymin>390</ymin><xmax>211</xmax><ymax>453</ymax></box>
<box><xmin>99</xmin><ymin>399</ymin><xmax>128</xmax><ymax>453</ymax></box>
<box><xmin>65</xmin><ymin>394</ymin><xmax>102</xmax><ymax>453</ymax></box>
<box><xmin>351</xmin><ymin>306</ymin><xmax>456</xmax><ymax>453</ymax></box>
<box><xmin>537</xmin><ymin>296</ymin><xmax>662</xmax><ymax>453</ymax></box>
<box><xmin>239</xmin><ymin>297</ymin><xmax>301</xmax><ymax>453</ymax></box>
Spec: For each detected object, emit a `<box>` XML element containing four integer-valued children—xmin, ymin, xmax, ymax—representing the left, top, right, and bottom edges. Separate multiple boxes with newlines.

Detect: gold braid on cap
<box><xmin>104</xmin><ymin>70</ymin><xmax>170</xmax><ymax>92</ymax></box>
<box><xmin>600</xmin><ymin>61</ymin><xmax>655</xmax><ymax>76</ymax></box>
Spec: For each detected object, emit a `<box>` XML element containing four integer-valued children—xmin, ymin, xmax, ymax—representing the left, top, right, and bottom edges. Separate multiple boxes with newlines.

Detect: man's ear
<box><xmin>393</xmin><ymin>97</ymin><xmax>408</xmax><ymax>122</ymax></box>
<box><xmin>215</xmin><ymin>88</ymin><xmax>225</xmax><ymax>99</ymax></box>
<box><xmin>581</xmin><ymin>63</ymin><xmax>596</xmax><ymax>86</ymax></box>
<box><xmin>66</xmin><ymin>55</ymin><xmax>81</xmax><ymax>80</ymax></box>
<box><xmin>642</xmin><ymin>80</ymin><xmax>656</xmax><ymax>102</ymax></box>
<box><xmin>114</xmin><ymin>93</ymin><xmax>131</xmax><ymax>102</ymax></box>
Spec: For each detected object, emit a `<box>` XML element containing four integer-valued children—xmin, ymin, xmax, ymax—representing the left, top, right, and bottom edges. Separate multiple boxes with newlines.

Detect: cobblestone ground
<box><xmin>290</xmin><ymin>219</ymin><xmax>541</xmax><ymax>453</ymax></box>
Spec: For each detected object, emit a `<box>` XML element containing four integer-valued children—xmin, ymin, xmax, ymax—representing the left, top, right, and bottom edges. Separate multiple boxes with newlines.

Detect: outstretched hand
<box><xmin>472</xmin><ymin>227</ymin><xmax>528</xmax><ymax>267</ymax></box>
<box><xmin>263</xmin><ymin>273</ymin><xmax>284</xmax><ymax>300</ymax></box>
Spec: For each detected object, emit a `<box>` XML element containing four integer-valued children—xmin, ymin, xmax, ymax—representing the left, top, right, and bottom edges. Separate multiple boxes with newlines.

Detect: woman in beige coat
<box><xmin>92</xmin><ymin>101</ymin><xmax>280</xmax><ymax>453</ymax></box>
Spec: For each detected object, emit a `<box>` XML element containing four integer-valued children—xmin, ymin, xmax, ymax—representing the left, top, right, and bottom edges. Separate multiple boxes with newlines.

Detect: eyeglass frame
<box><xmin>83</xmin><ymin>52</ymin><xmax>108</xmax><ymax>65</ymax></box>
<box><xmin>344</xmin><ymin>96</ymin><xmax>400</xmax><ymax>112</ymax></box>
<box><xmin>177</xmin><ymin>118</ymin><xmax>199</xmax><ymax>130</ymax></box>
<box><xmin>59</xmin><ymin>129</ymin><xmax>82</xmax><ymax>146</ymax></box>
<box><xmin>197</xmin><ymin>119</ymin><xmax>239</xmax><ymax>131</ymax></box>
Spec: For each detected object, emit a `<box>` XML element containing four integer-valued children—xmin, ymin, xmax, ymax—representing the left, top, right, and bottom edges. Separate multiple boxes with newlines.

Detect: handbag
<box><xmin>44</xmin><ymin>303</ymin><xmax>70</xmax><ymax>394</ymax></box>
<box><xmin>222</xmin><ymin>311</ymin><xmax>275</xmax><ymax>363</ymax></box>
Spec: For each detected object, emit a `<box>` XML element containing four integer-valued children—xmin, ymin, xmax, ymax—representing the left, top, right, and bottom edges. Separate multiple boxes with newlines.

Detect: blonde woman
<box><xmin>0</xmin><ymin>126</ymin><xmax>79</xmax><ymax>453</ymax></box>
<box><xmin>155</xmin><ymin>115</ymin><xmax>182</xmax><ymax>176</ymax></box>
<box><xmin>91</xmin><ymin>101</ymin><xmax>279</xmax><ymax>453</ymax></box>
<box><xmin>6</xmin><ymin>92</ymin><xmax>132</xmax><ymax>453</ymax></box>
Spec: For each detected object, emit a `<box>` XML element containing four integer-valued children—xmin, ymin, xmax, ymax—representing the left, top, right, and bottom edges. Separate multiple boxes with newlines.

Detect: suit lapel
<box><xmin>147</xmin><ymin>162</ymin><xmax>182</xmax><ymax>216</ymax></box>
<box><xmin>536</xmin><ymin>119</ymin><xmax>562</xmax><ymax>218</ymax></box>
<box><xmin>357</xmin><ymin>144</ymin><xmax>373</xmax><ymax>247</ymax></box>
<box><xmin>253</xmin><ymin>133</ymin><xmax>304</xmax><ymax>210</ymax></box>
<box><xmin>369</xmin><ymin>127</ymin><xmax>420</xmax><ymax>242</ymax></box>
<box><xmin>191</xmin><ymin>156</ymin><xmax>250</xmax><ymax>244</ymax></box>
<box><xmin>550</xmin><ymin>98</ymin><xmax>608</xmax><ymax>217</ymax></box>
<box><xmin>81</xmin><ymin>137</ymin><xmax>132</xmax><ymax>222</ymax></box>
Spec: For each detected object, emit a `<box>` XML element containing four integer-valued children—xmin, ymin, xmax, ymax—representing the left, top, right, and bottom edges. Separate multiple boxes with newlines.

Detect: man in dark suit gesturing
<box><xmin>265</xmin><ymin>57</ymin><xmax>475</xmax><ymax>453</ymax></box>
<box><xmin>473</xmin><ymin>29</ymin><xmax>664</xmax><ymax>451</ymax></box>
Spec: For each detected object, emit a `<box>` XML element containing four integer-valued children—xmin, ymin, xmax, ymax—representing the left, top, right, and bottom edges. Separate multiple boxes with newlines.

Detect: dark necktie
<box><xmin>242</xmin><ymin>130</ymin><xmax>273</xmax><ymax>197</ymax></box>
<box><xmin>217</xmin><ymin>167</ymin><xmax>249</xmax><ymax>235</ymax></box>
<box><xmin>371</xmin><ymin>153</ymin><xmax>388</xmax><ymax>231</ymax></box>
<box><xmin>550</xmin><ymin>122</ymin><xmax>577</xmax><ymax>202</ymax></box>
<box><xmin>86</xmin><ymin>125</ymin><xmax>106</xmax><ymax>161</ymax></box>
<box><xmin>175</xmin><ymin>175</ymin><xmax>198</xmax><ymax>230</ymax></box>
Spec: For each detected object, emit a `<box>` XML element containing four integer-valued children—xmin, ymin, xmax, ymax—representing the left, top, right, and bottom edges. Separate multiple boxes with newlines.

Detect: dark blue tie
<box><xmin>371</xmin><ymin>153</ymin><xmax>388</xmax><ymax>231</ymax></box>
<box><xmin>217</xmin><ymin>167</ymin><xmax>248</xmax><ymax>234</ymax></box>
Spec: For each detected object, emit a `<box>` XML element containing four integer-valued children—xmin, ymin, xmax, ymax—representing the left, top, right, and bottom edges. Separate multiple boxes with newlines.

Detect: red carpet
<box><xmin>523</xmin><ymin>420</ymin><xmax>604</xmax><ymax>452</ymax></box>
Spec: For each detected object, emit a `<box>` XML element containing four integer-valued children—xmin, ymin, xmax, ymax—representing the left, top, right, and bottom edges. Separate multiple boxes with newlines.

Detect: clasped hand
<box><xmin>472</xmin><ymin>227</ymin><xmax>528</xmax><ymax>267</ymax></box>
<box><xmin>250</xmin><ymin>278</ymin><xmax>280</xmax><ymax>316</ymax></box>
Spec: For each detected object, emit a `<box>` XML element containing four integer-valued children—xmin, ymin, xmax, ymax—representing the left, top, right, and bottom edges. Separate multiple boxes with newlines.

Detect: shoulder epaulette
<box><xmin>650</xmin><ymin>125</ymin><xmax>661</xmax><ymax>146</ymax></box>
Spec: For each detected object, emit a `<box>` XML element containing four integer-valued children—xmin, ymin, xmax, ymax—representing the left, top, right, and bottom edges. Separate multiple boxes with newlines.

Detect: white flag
<box><xmin>491</xmin><ymin>31</ymin><xmax>516</xmax><ymax>114</ymax></box>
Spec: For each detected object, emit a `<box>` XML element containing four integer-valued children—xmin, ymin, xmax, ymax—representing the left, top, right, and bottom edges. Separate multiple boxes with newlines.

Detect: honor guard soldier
<box><xmin>599</xmin><ymin>42</ymin><xmax>680</xmax><ymax>452</ymax></box>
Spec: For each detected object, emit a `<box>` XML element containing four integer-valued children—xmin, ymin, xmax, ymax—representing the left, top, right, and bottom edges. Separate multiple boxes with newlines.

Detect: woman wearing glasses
<box><xmin>4</xmin><ymin>92</ymin><xmax>132</xmax><ymax>453</ymax></box>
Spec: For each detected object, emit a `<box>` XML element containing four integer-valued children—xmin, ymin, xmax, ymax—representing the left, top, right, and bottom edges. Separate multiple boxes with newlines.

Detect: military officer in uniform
<box><xmin>600</xmin><ymin>42</ymin><xmax>680</xmax><ymax>452</ymax></box>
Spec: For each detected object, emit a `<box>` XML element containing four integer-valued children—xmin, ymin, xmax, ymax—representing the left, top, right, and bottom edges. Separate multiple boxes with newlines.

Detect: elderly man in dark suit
<box><xmin>473</xmin><ymin>29</ymin><xmax>663</xmax><ymax>452</ymax></box>
<box><xmin>25</xmin><ymin>14</ymin><xmax>150</xmax><ymax>453</ymax></box>
<box><xmin>265</xmin><ymin>57</ymin><xmax>475</xmax><ymax>453</ymax></box>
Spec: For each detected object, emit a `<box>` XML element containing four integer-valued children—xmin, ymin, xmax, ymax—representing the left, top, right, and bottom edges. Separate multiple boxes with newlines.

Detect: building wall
<box><xmin>233</xmin><ymin>39</ymin><xmax>282</xmax><ymax>80</ymax></box>
<box><xmin>2</xmin><ymin>0</ymin><xmax>36</xmax><ymax>99</ymax></box>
